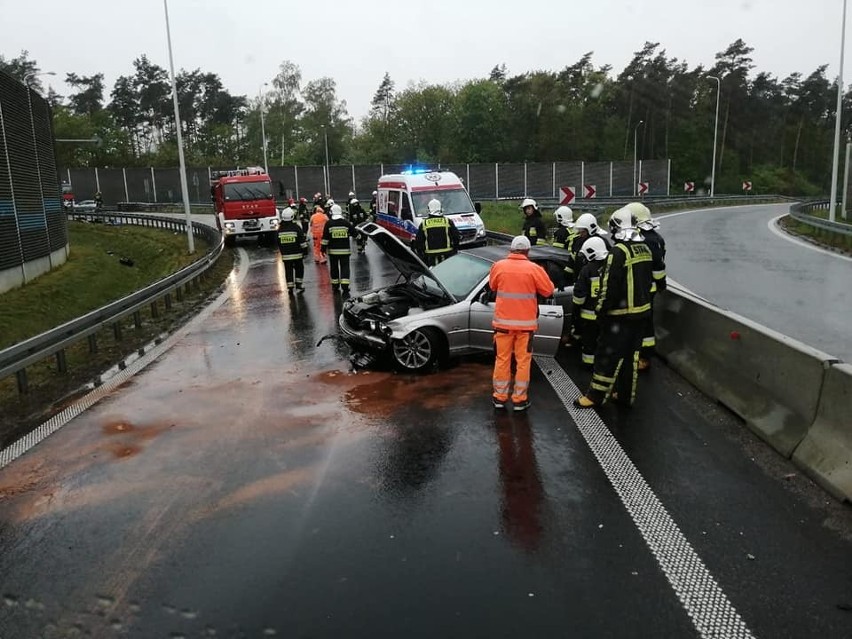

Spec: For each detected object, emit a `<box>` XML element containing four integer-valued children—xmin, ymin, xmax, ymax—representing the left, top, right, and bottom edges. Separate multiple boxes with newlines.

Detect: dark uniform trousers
<box><xmin>329</xmin><ymin>254</ymin><xmax>350</xmax><ymax>288</ymax></box>
<box><xmin>588</xmin><ymin>317</ymin><xmax>645</xmax><ymax>404</ymax></box>
<box><xmin>283</xmin><ymin>259</ymin><xmax>304</xmax><ymax>289</ymax></box>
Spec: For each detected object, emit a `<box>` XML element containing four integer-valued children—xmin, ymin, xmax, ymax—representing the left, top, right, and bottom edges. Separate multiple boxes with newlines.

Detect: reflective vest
<box><xmin>572</xmin><ymin>259</ymin><xmax>605</xmax><ymax>321</ymax></box>
<box><xmin>277</xmin><ymin>221</ymin><xmax>307</xmax><ymax>260</ymax></box>
<box><xmin>488</xmin><ymin>253</ymin><xmax>555</xmax><ymax>331</ymax></box>
<box><xmin>596</xmin><ymin>240</ymin><xmax>653</xmax><ymax>318</ymax></box>
<box><xmin>321</xmin><ymin>218</ymin><xmax>354</xmax><ymax>255</ymax></box>
<box><xmin>421</xmin><ymin>215</ymin><xmax>453</xmax><ymax>255</ymax></box>
<box><xmin>642</xmin><ymin>228</ymin><xmax>667</xmax><ymax>293</ymax></box>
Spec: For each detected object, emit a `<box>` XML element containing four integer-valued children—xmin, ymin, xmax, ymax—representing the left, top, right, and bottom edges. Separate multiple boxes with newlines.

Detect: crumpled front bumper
<box><xmin>337</xmin><ymin>314</ymin><xmax>390</xmax><ymax>351</ymax></box>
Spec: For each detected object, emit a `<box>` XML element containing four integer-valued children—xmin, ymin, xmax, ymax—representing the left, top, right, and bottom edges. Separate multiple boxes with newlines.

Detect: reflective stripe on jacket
<box><xmin>488</xmin><ymin>253</ymin><xmax>555</xmax><ymax>331</ymax></box>
<box><xmin>277</xmin><ymin>221</ymin><xmax>308</xmax><ymax>260</ymax></box>
<box><xmin>596</xmin><ymin>240</ymin><xmax>653</xmax><ymax>318</ymax></box>
<box><xmin>321</xmin><ymin>219</ymin><xmax>354</xmax><ymax>255</ymax></box>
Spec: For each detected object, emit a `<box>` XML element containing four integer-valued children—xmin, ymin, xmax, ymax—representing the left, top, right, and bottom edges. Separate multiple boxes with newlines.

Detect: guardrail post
<box><xmin>164</xmin><ymin>293</ymin><xmax>172</xmax><ymax>311</ymax></box>
<box><xmin>16</xmin><ymin>369</ymin><xmax>28</xmax><ymax>395</ymax></box>
<box><xmin>56</xmin><ymin>349</ymin><xmax>67</xmax><ymax>374</ymax></box>
<box><xmin>88</xmin><ymin>334</ymin><xmax>98</xmax><ymax>354</ymax></box>
<box><xmin>113</xmin><ymin>322</ymin><xmax>123</xmax><ymax>341</ymax></box>
<box><xmin>176</xmin><ymin>286</ymin><xmax>184</xmax><ymax>303</ymax></box>
<box><xmin>133</xmin><ymin>311</ymin><xmax>142</xmax><ymax>329</ymax></box>
<box><xmin>151</xmin><ymin>300</ymin><xmax>160</xmax><ymax>318</ymax></box>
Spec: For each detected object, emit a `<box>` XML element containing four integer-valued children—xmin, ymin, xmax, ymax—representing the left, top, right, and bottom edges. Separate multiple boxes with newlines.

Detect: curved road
<box><xmin>0</xmin><ymin>236</ymin><xmax>851</xmax><ymax>638</ymax></box>
<box><xmin>661</xmin><ymin>203</ymin><xmax>852</xmax><ymax>362</ymax></box>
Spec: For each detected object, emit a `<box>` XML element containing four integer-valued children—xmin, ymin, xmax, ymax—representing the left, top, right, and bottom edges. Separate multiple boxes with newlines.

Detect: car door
<box><xmin>468</xmin><ymin>284</ymin><xmax>564</xmax><ymax>356</ymax></box>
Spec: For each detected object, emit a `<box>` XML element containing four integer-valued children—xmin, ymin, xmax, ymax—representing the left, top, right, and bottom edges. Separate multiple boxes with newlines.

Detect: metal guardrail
<box><xmin>789</xmin><ymin>201</ymin><xmax>852</xmax><ymax>237</ymax></box>
<box><xmin>0</xmin><ymin>211</ymin><xmax>224</xmax><ymax>392</ymax></box>
<box><xmin>516</xmin><ymin>193</ymin><xmax>794</xmax><ymax>211</ymax></box>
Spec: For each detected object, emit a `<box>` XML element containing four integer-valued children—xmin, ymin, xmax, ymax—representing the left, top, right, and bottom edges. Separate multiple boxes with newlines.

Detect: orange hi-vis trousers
<box><xmin>492</xmin><ymin>330</ymin><xmax>533</xmax><ymax>403</ymax></box>
<box><xmin>312</xmin><ymin>234</ymin><xmax>325</xmax><ymax>262</ymax></box>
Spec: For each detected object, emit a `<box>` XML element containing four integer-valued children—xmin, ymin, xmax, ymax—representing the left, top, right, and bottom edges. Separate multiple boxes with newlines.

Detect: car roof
<box><xmin>464</xmin><ymin>244</ymin><xmax>571</xmax><ymax>264</ymax></box>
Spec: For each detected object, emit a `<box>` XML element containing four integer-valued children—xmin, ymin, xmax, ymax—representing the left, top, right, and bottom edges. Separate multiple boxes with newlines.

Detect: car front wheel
<box><xmin>391</xmin><ymin>328</ymin><xmax>443</xmax><ymax>373</ymax></box>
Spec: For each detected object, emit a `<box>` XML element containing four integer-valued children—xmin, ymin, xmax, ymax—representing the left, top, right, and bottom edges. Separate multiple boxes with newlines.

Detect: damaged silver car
<box><xmin>338</xmin><ymin>222</ymin><xmax>574</xmax><ymax>372</ymax></box>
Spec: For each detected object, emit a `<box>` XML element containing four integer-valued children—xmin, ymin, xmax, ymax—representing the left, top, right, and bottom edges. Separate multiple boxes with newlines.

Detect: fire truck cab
<box><xmin>210</xmin><ymin>167</ymin><xmax>280</xmax><ymax>246</ymax></box>
<box><xmin>375</xmin><ymin>170</ymin><xmax>486</xmax><ymax>247</ymax></box>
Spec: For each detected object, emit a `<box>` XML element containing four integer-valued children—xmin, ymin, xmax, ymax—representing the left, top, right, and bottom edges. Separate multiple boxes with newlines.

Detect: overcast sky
<box><xmin>3</xmin><ymin>0</ymin><xmax>848</xmax><ymax>120</ymax></box>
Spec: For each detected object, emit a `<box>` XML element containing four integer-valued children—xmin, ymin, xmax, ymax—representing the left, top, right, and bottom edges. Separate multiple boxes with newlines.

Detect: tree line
<box><xmin>2</xmin><ymin>39</ymin><xmax>849</xmax><ymax>194</ymax></box>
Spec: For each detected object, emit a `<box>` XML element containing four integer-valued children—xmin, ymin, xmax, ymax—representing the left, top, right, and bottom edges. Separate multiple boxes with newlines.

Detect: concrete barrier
<box><xmin>791</xmin><ymin>363</ymin><xmax>852</xmax><ymax>503</ymax></box>
<box><xmin>655</xmin><ymin>286</ymin><xmax>838</xmax><ymax>458</ymax></box>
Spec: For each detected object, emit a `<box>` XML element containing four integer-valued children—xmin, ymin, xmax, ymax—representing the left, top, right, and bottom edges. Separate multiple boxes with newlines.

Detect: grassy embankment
<box><xmin>0</xmin><ymin>221</ymin><xmax>234</xmax><ymax>447</ymax></box>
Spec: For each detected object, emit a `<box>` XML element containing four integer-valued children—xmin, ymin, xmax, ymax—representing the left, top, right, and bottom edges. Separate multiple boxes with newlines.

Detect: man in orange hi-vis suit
<box><xmin>488</xmin><ymin>235</ymin><xmax>556</xmax><ymax>411</ymax></box>
<box><xmin>310</xmin><ymin>205</ymin><xmax>328</xmax><ymax>264</ymax></box>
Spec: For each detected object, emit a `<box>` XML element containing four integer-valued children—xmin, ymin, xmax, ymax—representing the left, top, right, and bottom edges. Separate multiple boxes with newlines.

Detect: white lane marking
<box><xmin>655</xmin><ymin>202</ymin><xmax>789</xmax><ymax>221</ymax></box>
<box><xmin>0</xmin><ymin>248</ymin><xmax>250</xmax><ymax>472</ymax></box>
<box><xmin>767</xmin><ymin>215</ymin><xmax>852</xmax><ymax>264</ymax></box>
<box><xmin>535</xmin><ymin>356</ymin><xmax>755</xmax><ymax>639</ymax></box>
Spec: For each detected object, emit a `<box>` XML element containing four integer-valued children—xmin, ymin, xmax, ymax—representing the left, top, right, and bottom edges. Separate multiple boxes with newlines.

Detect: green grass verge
<box><xmin>780</xmin><ymin>216</ymin><xmax>852</xmax><ymax>254</ymax></box>
<box><xmin>0</xmin><ymin>221</ymin><xmax>209</xmax><ymax>350</ymax></box>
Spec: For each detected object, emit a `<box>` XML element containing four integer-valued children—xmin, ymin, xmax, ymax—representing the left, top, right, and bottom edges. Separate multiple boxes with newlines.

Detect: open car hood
<box><xmin>357</xmin><ymin>222</ymin><xmax>456</xmax><ymax>302</ymax></box>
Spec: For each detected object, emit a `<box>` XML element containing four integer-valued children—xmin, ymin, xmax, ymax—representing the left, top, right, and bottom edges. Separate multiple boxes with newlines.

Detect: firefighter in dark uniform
<box><xmin>627</xmin><ymin>202</ymin><xmax>667</xmax><ymax>371</ymax></box>
<box><xmin>551</xmin><ymin>206</ymin><xmax>575</xmax><ymax>250</ymax></box>
<box><xmin>348</xmin><ymin>197</ymin><xmax>369</xmax><ymax>254</ymax></box>
<box><xmin>564</xmin><ymin>212</ymin><xmax>610</xmax><ymax>284</ymax></box>
<box><xmin>570</xmin><ymin>236</ymin><xmax>609</xmax><ymax>368</ymax></box>
<box><xmin>277</xmin><ymin>207</ymin><xmax>308</xmax><ymax>293</ymax></box>
<box><xmin>574</xmin><ymin>207</ymin><xmax>653</xmax><ymax>409</ymax></box>
<box><xmin>321</xmin><ymin>204</ymin><xmax>356</xmax><ymax>293</ymax></box>
<box><xmin>297</xmin><ymin>197</ymin><xmax>309</xmax><ymax>230</ymax></box>
<box><xmin>370</xmin><ymin>191</ymin><xmax>378</xmax><ymax>219</ymax></box>
<box><xmin>520</xmin><ymin>198</ymin><xmax>547</xmax><ymax>246</ymax></box>
<box><xmin>412</xmin><ymin>199</ymin><xmax>460</xmax><ymax>267</ymax></box>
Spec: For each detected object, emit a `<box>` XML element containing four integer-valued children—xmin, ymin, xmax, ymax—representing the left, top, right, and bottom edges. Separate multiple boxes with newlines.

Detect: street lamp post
<box><xmin>708</xmin><ymin>75</ymin><xmax>721</xmax><ymax>197</ymax></box>
<box><xmin>163</xmin><ymin>0</ymin><xmax>194</xmax><ymax>254</ymax></box>
<box><xmin>321</xmin><ymin>125</ymin><xmax>330</xmax><ymax>195</ymax></box>
<box><xmin>829</xmin><ymin>0</ymin><xmax>848</xmax><ymax>222</ymax></box>
<box><xmin>259</xmin><ymin>83</ymin><xmax>269</xmax><ymax>174</ymax></box>
<box><xmin>633</xmin><ymin>120</ymin><xmax>644</xmax><ymax>197</ymax></box>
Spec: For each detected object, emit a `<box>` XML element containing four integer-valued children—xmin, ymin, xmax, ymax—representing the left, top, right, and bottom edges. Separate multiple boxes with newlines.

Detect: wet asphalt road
<box><xmin>661</xmin><ymin>203</ymin><xmax>852</xmax><ymax>362</ymax></box>
<box><xmin>0</xmin><ymin>236</ymin><xmax>851</xmax><ymax>638</ymax></box>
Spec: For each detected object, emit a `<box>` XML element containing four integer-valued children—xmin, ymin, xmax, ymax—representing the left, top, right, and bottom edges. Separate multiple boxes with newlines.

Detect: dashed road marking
<box><xmin>536</xmin><ymin>355</ymin><xmax>755</xmax><ymax>639</ymax></box>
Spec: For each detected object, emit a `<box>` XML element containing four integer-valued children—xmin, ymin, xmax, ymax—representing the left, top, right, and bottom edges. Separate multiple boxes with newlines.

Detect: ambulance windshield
<box><xmin>411</xmin><ymin>188</ymin><xmax>475</xmax><ymax>218</ymax></box>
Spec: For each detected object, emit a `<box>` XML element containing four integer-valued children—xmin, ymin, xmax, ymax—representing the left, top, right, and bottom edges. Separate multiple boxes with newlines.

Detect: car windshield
<box><xmin>411</xmin><ymin>188</ymin><xmax>475</xmax><ymax>218</ymax></box>
<box><xmin>223</xmin><ymin>181</ymin><xmax>273</xmax><ymax>201</ymax></box>
<box><xmin>430</xmin><ymin>253</ymin><xmax>492</xmax><ymax>299</ymax></box>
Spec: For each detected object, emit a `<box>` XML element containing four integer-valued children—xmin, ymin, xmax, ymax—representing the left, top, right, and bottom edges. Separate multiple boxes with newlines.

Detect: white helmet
<box><xmin>554</xmin><ymin>205</ymin><xmax>574</xmax><ymax>228</ymax></box>
<box><xmin>609</xmin><ymin>207</ymin><xmax>635</xmax><ymax>234</ymax></box>
<box><xmin>330</xmin><ymin>204</ymin><xmax>344</xmax><ymax>219</ymax></box>
<box><xmin>427</xmin><ymin>199</ymin><xmax>443</xmax><ymax>216</ymax></box>
<box><xmin>326</xmin><ymin>198</ymin><xmax>335</xmax><ymax>207</ymax></box>
<box><xmin>372</xmin><ymin>190</ymin><xmax>378</xmax><ymax>196</ymax></box>
<box><xmin>626</xmin><ymin>201</ymin><xmax>655</xmax><ymax>230</ymax></box>
<box><xmin>574</xmin><ymin>212</ymin><xmax>605</xmax><ymax>236</ymax></box>
<box><xmin>280</xmin><ymin>207</ymin><xmax>294</xmax><ymax>222</ymax></box>
<box><xmin>349</xmin><ymin>198</ymin><xmax>359</xmax><ymax>205</ymax></box>
<box><xmin>580</xmin><ymin>236</ymin><xmax>609</xmax><ymax>262</ymax></box>
<box><xmin>348</xmin><ymin>191</ymin><xmax>356</xmax><ymax>198</ymax></box>
<box><xmin>519</xmin><ymin>198</ymin><xmax>538</xmax><ymax>211</ymax></box>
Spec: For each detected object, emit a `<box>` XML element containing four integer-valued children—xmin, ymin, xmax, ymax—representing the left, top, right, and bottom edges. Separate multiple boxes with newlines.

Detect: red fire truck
<box><xmin>210</xmin><ymin>167</ymin><xmax>280</xmax><ymax>246</ymax></box>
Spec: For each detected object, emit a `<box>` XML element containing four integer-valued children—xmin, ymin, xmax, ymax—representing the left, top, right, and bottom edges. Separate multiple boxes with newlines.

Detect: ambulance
<box><xmin>374</xmin><ymin>170</ymin><xmax>487</xmax><ymax>247</ymax></box>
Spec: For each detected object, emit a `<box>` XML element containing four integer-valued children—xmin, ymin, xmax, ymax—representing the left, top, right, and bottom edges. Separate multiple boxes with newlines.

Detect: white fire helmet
<box><xmin>280</xmin><ymin>207</ymin><xmax>294</xmax><ymax>222</ymax></box>
<box><xmin>326</xmin><ymin>198</ymin><xmax>335</xmax><ymax>207</ymax></box>
<box><xmin>427</xmin><ymin>199</ymin><xmax>443</xmax><ymax>216</ymax></box>
<box><xmin>574</xmin><ymin>213</ymin><xmax>605</xmax><ymax>236</ymax></box>
<box><xmin>349</xmin><ymin>198</ymin><xmax>359</xmax><ymax>205</ymax></box>
<box><xmin>519</xmin><ymin>198</ymin><xmax>538</xmax><ymax>211</ymax></box>
<box><xmin>608</xmin><ymin>207</ymin><xmax>635</xmax><ymax>234</ymax></box>
<box><xmin>330</xmin><ymin>204</ymin><xmax>344</xmax><ymax>219</ymax></box>
<box><xmin>348</xmin><ymin>191</ymin><xmax>356</xmax><ymax>198</ymax></box>
<box><xmin>554</xmin><ymin>206</ymin><xmax>574</xmax><ymax>228</ymax></box>
<box><xmin>626</xmin><ymin>201</ymin><xmax>655</xmax><ymax>230</ymax></box>
<box><xmin>581</xmin><ymin>236</ymin><xmax>609</xmax><ymax>262</ymax></box>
